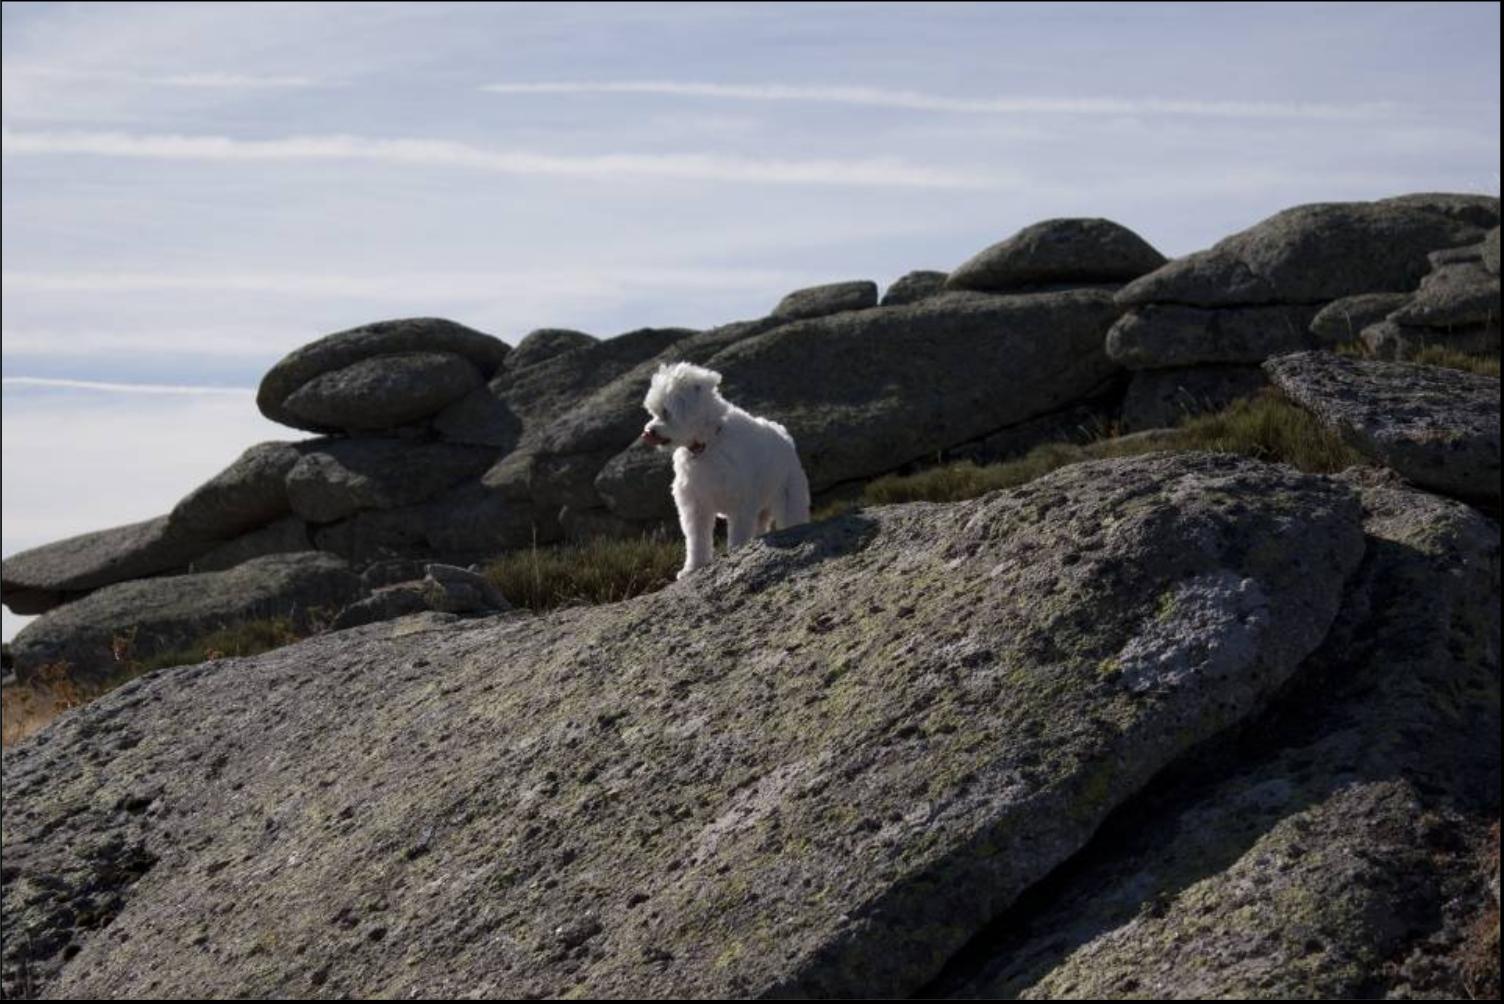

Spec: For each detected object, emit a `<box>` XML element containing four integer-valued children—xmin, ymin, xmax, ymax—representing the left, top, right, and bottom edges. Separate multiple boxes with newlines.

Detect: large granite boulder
<box><xmin>507</xmin><ymin>328</ymin><xmax>599</xmax><ymax>371</ymax></box>
<box><xmin>771</xmin><ymin>280</ymin><xmax>878</xmax><ymax>321</ymax></box>
<box><xmin>1106</xmin><ymin>303</ymin><xmax>1325</xmax><ymax>368</ymax></box>
<box><xmin>1117</xmin><ymin>196</ymin><xmax>1496</xmax><ymax>308</ymax></box>
<box><xmin>0</xmin><ymin>453</ymin><xmax>1368</xmax><ymax>998</ymax></box>
<box><xmin>1265</xmin><ymin>351</ymin><xmax>1501</xmax><ymax>503</ymax></box>
<box><xmin>7</xmin><ymin>552</ymin><xmax>365</xmax><ymax>682</ymax></box>
<box><xmin>947</xmin><ymin>218</ymin><xmax>1166</xmax><ymax>292</ymax></box>
<box><xmin>284</xmin><ymin>440</ymin><xmax>497</xmax><ymax>524</ymax></box>
<box><xmin>939</xmin><ymin>473</ymin><xmax>1500</xmax><ymax>998</ymax></box>
<box><xmin>880</xmin><ymin>270</ymin><xmax>947</xmax><ymax>306</ymax></box>
<box><xmin>257</xmin><ymin>318</ymin><xmax>510</xmax><ymax>434</ymax></box>
<box><xmin>593</xmin><ymin>289</ymin><xmax>1122</xmax><ymax>522</ymax></box>
<box><xmin>1308</xmin><ymin>292</ymin><xmax>1413</xmax><ymax>345</ymax></box>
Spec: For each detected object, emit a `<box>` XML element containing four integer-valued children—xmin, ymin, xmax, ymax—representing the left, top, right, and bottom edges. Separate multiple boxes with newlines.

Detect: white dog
<box><xmin>640</xmin><ymin>362</ymin><xmax>811</xmax><ymax>579</ymax></box>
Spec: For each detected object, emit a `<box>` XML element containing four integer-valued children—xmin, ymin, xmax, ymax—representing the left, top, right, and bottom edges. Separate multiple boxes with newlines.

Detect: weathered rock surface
<box><xmin>1106</xmin><ymin>303</ymin><xmax>1324</xmax><ymax>368</ymax></box>
<box><xmin>7</xmin><ymin>552</ymin><xmax>365</xmax><ymax>682</ymax></box>
<box><xmin>946</xmin><ymin>218</ymin><xmax>1165</xmax><ymax>292</ymax></box>
<box><xmin>166</xmin><ymin>441</ymin><xmax>301</xmax><ymax>540</ymax></box>
<box><xmin>507</xmin><ymin>328</ymin><xmax>599</xmax><ymax>371</ymax></box>
<box><xmin>1484</xmin><ymin>226</ymin><xmax>1500</xmax><ymax>275</ymax></box>
<box><xmin>1</xmin><ymin>517</ymin><xmax>204</xmax><ymax>616</ymax></box>
<box><xmin>257</xmin><ymin>318</ymin><xmax>510</xmax><ymax>433</ymax></box>
<box><xmin>771</xmin><ymin>280</ymin><xmax>878</xmax><ymax>320</ymax></box>
<box><xmin>940</xmin><ymin>474</ymin><xmax>1500</xmax><ymax>999</ymax></box>
<box><xmin>1120</xmin><ymin>366</ymin><xmax>1268</xmax><ymax>432</ymax></box>
<box><xmin>281</xmin><ymin>352</ymin><xmax>485</xmax><ymax>433</ymax></box>
<box><xmin>1117</xmin><ymin>197</ymin><xmax>1496</xmax><ymax>308</ymax></box>
<box><xmin>1265</xmin><ymin>352</ymin><xmax>1501</xmax><ymax>503</ymax></box>
<box><xmin>1308</xmin><ymin>292</ymin><xmax>1413</xmax><ymax>344</ymax></box>
<box><xmin>1390</xmin><ymin>258</ymin><xmax>1501</xmax><ymax>328</ymax></box>
<box><xmin>285</xmin><ymin>440</ymin><xmax>497</xmax><ymax>524</ymax></box>
<box><xmin>880</xmin><ymin>270</ymin><xmax>947</xmax><ymax>306</ymax></box>
<box><xmin>0</xmin><ymin>453</ymin><xmax>1367</xmax><ymax>999</ymax></box>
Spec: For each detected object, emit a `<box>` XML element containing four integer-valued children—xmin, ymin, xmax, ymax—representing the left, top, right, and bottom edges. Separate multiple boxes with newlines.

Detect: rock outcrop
<box><xmin>946</xmin><ymin>218</ymin><xmax>1165</xmax><ymax>292</ymax></box>
<box><xmin>937</xmin><ymin>471</ymin><xmax>1500</xmax><ymax>998</ymax></box>
<box><xmin>7</xmin><ymin>552</ymin><xmax>365</xmax><ymax>682</ymax></box>
<box><xmin>771</xmin><ymin>280</ymin><xmax>878</xmax><ymax>320</ymax></box>
<box><xmin>1</xmin><ymin>453</ymin><xmax>1375</xmax><ymax>998</ymax></box>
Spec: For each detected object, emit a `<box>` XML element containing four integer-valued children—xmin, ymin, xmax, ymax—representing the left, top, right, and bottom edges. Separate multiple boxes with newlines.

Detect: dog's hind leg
<box><xmin>776</xmin><ymin>467</ymin><xmax>812</xmax><ymax>528</ymax></box>
<box><xmin>756</xmin><ymin>508</ymin><xmax>773</xmax><ymax>535</ymax></box>
<box><xmin>727</xmin><ymin>505</ymin><xmax>760</xmax><ymax>551</ymax></box>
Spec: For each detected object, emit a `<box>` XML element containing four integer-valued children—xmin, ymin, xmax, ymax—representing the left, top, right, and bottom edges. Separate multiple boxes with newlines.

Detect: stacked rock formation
<box><xmin>1108</xmin><ymin>194</ymin><xmax>1499</xmax><ymax>430</ymax></box>
<box><xmin>4</xmin><ymin>197</ymin><xmax>1500</xmax><ymax>685</ymax></box>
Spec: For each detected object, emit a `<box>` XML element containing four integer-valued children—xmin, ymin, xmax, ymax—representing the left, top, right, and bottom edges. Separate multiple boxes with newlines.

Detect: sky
<box><xmin>2</xmin><ymin>1</ymin><xmax>1500</xmax><ymax>640</ymax></box>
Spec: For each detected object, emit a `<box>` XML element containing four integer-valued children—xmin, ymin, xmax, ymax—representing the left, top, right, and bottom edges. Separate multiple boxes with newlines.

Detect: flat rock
<box><xmin>1358</xmin><ymin>318</ymin><xmax>1502</xmax><ymax>360</ymax></box>
<box><xmin>7</xmin><ymin>552</ymin><xmax>365</xmax><ymax>682</ymax></box>
<box><xmin>1308</xmin><ymin>292</ymin><xmax>1414</xmax><ymax>344</ymax></box>
<box><xmin>942</xmin><ymin>475</ymin><xmax>1500</xmax><ymax>999</ymax></box>
<box><xmin>947</xmin><ymin>218</ymin><xmax>1165</xmax><ymax>292</ymax></box>
<box><xmin>1264</xmin><ymin>351</ymin><xmax>1501</xmax><ymax>502</ymax></box>
<box><xmin>1117</xmin><ymin>196</ymin><xmax>1495</xmax><ymax>308</ymax></box>
<box><xmin>1</xmin><ymin>516</ymin><xmax>204</xmax><ymax>615</ymax></box>
<box><xmin>880</xmin><ymin>270</ymin><xmax>947</xmax><ymax>306</ymax></box>
<box><xmin>257</xmin><ymin>318</ymin><xmax>509</xmax><ymax>433</ymax></box>
<box><xmin>1119</xmin><ymin>365</ymin><xmax>1268</xmax><ymax>432</ymax></box>
<box><xmin>1106</xmin><ymin>303</ymin><xmax>1324</xmax><ymax>368</ymax></box>
<box><xmin>0</xmin><ymin>452</ymin><xmax>1365</xmax><ymax>999</ymax></box>
<box><xmin>167</xmin><ymin>441</ymin><xmax>301</xmax><ymax>540</ymax></box>
<box><xmin>284</xmin><ymin>439</ymin><xmax>497</xmax><ymax>524</ymax></box>
<box><xmin>772</xmin><ymin>280</ymin><xmax>878</xmax><ymax>320</ymax></box>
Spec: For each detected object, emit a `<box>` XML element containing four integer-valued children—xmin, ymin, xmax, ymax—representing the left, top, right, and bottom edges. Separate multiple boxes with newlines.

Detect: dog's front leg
<box><xmin>677</xmin><ymin>501</ymin><xmax>716</xmax><ymax>579</ymax></box>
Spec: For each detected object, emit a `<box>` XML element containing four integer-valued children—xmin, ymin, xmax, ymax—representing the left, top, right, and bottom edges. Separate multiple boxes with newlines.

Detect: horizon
<box><xmin>3</xmin><ymin>0</ymin><xmax>1501</xmax><ymax>641</ymax></box>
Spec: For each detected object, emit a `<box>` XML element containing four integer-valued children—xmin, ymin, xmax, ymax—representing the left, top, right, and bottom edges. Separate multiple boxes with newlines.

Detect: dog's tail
<box><xmin>778</xmin><ymin>464</ymin><xmax>812</xmax><ymax>528</ymax></box>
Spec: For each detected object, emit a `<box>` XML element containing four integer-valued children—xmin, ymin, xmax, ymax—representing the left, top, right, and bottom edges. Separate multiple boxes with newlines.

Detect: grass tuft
<box><xmin>484</xmin><ymin>535</ymin><xmax>684</xmax><ymax>611</ymax></box>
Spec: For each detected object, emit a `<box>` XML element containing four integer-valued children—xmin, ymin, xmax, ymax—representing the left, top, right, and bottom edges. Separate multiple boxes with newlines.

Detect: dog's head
<box><xmin>641</xmin><ymin>362</ymin><xmax>729</xmax><ymax>451</ymax></box>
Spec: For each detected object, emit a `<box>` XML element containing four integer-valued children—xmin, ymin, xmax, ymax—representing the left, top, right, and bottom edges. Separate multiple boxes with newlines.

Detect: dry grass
<box><xmin>821</xmin><ymin>391</ymin><xmax>1366</xmax><ymax>519</ymax></box>
<box><xmin>2</xmin><ymin>618</ymin><xmax>307</xmax><ymax>748</ymax></box>
<box><xmin>1409</xmin><ymin>345</ymin><xmax>1501</xmax><ymax>378</ymax></box>
<box><xmin>484</xmin><ymin>535</ymin><xmax>685</xmax><ymax>611</ymax></box>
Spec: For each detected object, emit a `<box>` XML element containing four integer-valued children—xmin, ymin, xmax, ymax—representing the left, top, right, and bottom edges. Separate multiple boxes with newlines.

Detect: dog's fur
<box><xmin>640</xmin><ymin>362</ymin><xmax>811</xmax><ymax>578</ymax></box>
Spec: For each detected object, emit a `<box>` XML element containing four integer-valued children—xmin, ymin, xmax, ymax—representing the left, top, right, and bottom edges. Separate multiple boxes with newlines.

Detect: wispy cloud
<box><xmin>4</xmin><ymin>67</ymin><xmax>328</xmax><ymax>89</ymax></box>
<box><xmin>480</xmin><ymin>81</ymin><xmax>1405</xmax><ymax>122</ymax></box>
<box><xmin>2</xmin><ymin>376</ymin><xmax>252</xmax><ymax>396</ymax></box>
<box><xmin>0</xmin><ymin>128</ymin><xmax>1005</xmax><ymax>189</ymax></box>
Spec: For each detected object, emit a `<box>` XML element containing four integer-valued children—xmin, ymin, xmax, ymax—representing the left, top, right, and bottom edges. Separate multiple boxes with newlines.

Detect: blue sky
<box><xmin>2</xmin><ymin>1</ymin><xmax>1500</xmax><ymax>639</ymax></box>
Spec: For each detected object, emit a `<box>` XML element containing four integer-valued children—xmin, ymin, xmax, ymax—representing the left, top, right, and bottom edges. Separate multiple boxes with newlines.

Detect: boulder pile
<box><xmin>2</xmin><ymin>195</ymin><xmax>1499</xmax><ymax>684</ymax></box>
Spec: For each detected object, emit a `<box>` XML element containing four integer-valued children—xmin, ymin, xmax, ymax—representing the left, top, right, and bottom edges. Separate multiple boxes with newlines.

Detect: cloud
<box><xmin>0</xmin><ymin>128</ymin><xmax>1006</xmax><ymax>189</ymax></box>
<box><xmin>479</xmin><ymin>81</ymin><xmax>1405</xmax><ymax>122</ymax></box>
<box><xmin>3</xmin><ymin>67</ymin><xmax>328</xmax><ymax>89</ymax></box>
<box><xmin>2</xmin><ymin>377</ymin><xmax>253</xmax><ymax>396</ymax></box>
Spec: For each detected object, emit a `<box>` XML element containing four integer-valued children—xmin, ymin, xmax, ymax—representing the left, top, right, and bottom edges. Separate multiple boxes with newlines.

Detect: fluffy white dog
<box><xmin>640</xmin><ymin>362</ymin><xmax>811</xmax><ymax>579</ymax></box>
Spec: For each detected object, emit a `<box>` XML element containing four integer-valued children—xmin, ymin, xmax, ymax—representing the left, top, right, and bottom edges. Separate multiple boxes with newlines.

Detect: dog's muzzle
<box><xmin>641</xmin><ymin>429</ymin><xmax>671</xmax><ymax>447</ymax></box>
